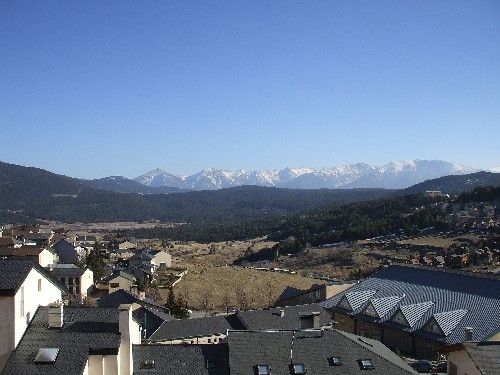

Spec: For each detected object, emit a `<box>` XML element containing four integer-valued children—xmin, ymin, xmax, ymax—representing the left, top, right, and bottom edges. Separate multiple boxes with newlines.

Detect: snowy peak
<box><xmin>135</xmin><ymin>160</ymin><xmax>482</xmax><ymax>190</ymax></box>
<box><xmin>134</xmin><ymin>168</ymin><xmax>184</xmax><ymax>188</ymax></box>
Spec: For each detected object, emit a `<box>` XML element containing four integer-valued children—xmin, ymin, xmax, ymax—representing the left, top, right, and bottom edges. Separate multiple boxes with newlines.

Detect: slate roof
<box><xmin>103</xmin><ymin>269</ymin><xmax>136</xmax><ymax>282</ymax></box>
<box><xmin>462</xmin><ymin>342</ymin><xmax>500</xmax><ymax>375</ymax></box>
<box><xmin>235</xmin><ymin>303</ymin><xmax>332</xmax><ymax>330</ymax></box>
<box><xmin>0</xmin><ymin>258</ymin><xmax>66</xmax><ymax>296</ymax></box>
<box><xmin>49</xmin><ymin>264</ymin><xmax>87</xmax><ymax>278</ymax></box>
<box><xmin>227</xmin><ymin>329</ymin><xmax>417</xmax><ymax>375</ymax></box>
<box><xmin>149</xmin><ymin>303</ymin><xmax>331</xmax><ymax>342</ymax></box>
<box><xmin>97</xmin><ymin>289</ymin><xmax>166</xmax><ymax>312</ymax></box>
<box><xmin>322</xmin><ymin>265</ymin><xmax>500</xmax><ymax>345</ymax></box>
<box><xmin>1</xmin><ymin>307</ymin><xmax>121</xmax><ymax>375</ymax></box>
<box><xmin>133</xmin><ymin>344</ymin><xmax>229</xmax><ymax>375</ymax></box>
<box><xmin>149</xmin><ymin>315</ymin><xmax>241</xmax><ymax>341</ymax></box>
<box><xmin>132</xmin><ymin>306</ymin><xmax>175</xmax><ymax>339</ymax></box>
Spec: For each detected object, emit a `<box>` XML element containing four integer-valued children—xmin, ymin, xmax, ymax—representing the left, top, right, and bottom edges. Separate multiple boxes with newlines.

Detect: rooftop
<box><xmin>322</xmin><ymin>265</ymin><xmax>500</xmax><ymax>344</ymax></box>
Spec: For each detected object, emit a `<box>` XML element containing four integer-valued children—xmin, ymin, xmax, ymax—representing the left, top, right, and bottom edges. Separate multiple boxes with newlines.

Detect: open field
<box><xmin>164</xmin><ymin>264</ymin><xmax>324</xmax><ymax>311</ymax></box>
<box><xmin>38</xmin><ymin>220</ymin><xmax>181</xmax><ymax>232</ymax></box>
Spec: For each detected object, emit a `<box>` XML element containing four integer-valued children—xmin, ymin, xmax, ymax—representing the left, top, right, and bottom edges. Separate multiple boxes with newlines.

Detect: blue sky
<box><xmin>1</xmin><ymin>1</ymin><xmax>499</xmax><ymax>178</ymax></box>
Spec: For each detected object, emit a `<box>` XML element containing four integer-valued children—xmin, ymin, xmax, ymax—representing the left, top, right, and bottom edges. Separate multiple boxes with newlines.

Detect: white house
<box><xmin>0</xmin><ymin>258</ymin><xmax>65</xmax><ymax>371</ymax></box>
<box><xmin>49</xmin><ymin>264</ymin><xmax>94</xmax><ymax>302</ymax></box>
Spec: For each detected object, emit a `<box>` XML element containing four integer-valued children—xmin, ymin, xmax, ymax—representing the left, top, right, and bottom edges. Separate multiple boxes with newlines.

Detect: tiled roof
<box><xmin>149</xmin><ymin>303</ymin><xmax>332</xmax><ymax>342</ymax></box>
<box><xmin>133</xmin><ymin>344</ymin><xmax>229</xmax><ymax>375</ymax></box>
<box><xmin>149</xmin><ymin>315</ymin><xmax>239</xmax><ymax>341</ymax></box>
<box><xmin>341</xmin><ymin>290</ymin><xmax>377</xmax><ymax>311</ymax></box>
<box><xmin>97</xmin><ymin>289</ymin><xmax>166</xmax><ymax>312</ymax></box>
<box><xmin>0</xmin><ymin>258</ymin><xmax>66</xmax><ymax>296</ymax></box>
<box><xmin>49</xmin><ymin>265</ymin><xmax>87</xmax><ymax>278</ymax></box>
<box><xmin>235</xmin><ymin>303</ymin><xmax>331</xmax><ymax>330</ymax></box>
<box><xmin>364</xmin><ymin>296</ymin><xmax>404</xmax><ymax>318</ymax></box>
<box><xmin>1</xmin><ymin>307</ymin><xmax>121</xmax><ymax>375</ymax></box>
<box><xmin>227</xmin><ymin>329</ymin><xmax>417</xmax><ymax>375</ymax></box>
<box><xmin>398</xmin><ymin>301</ymin><xmax>435</xmax><ymax>328</ymax></box>
<box><xmin>431</xmin><ymin>309</ymin><xmax>468</xmax><ymax>336</ymax></box>
<box><xmin>322</xmin><ymin>265</ymin><xmax>500</xmax><ymax>344</ymax></box>
<box><xmin>103</xmin><ymin>269</ymin><xmax>136</xmax><ymax>282</ymax></box>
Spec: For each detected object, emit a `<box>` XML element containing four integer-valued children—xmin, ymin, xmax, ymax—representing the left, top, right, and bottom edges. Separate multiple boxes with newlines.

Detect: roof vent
<box><xmin>255</xmin><ymin>364</ymin><xmax>271</xmax><ymax>375</ymax></box>
<box><xmin>48</xmin><ymin>303</ymin><xmax>63</xmax><ymax>328</ymax></box>
<box><xmin>291</xmin><ymin>363</ymin><xmax>306</xmax><ymax>374</ymax></box>
<box><xmin>328</xmin><ymin>357</ymin><xmax>342</xmax><ymax>366</ymax></box>
<box><xmin>34</xmin><ymin>348</ymin><xmax>60</xmax><ymax>364</ymax></box>
<box><xmin>464</xmin><ymin>327</ymin><xmax>473</xmax><ymax>341</ymax></box>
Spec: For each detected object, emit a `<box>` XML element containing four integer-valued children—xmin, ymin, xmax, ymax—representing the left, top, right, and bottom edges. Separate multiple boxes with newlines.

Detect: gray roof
<box><xmin>104</xmin><ymin>269</ymin><xmax>136</xmax><ymax>282</ymax></box>
<box><xmin>322</xmin><ymin>265</ymin><xmax>500</xmax><ymax>345</ymax></box>
<box><xmin>2</xmin><ymin>307</ymin><xmax>121</xmax><ymax>375</ymax></box>
<box><xmin>49</xmin><ymin>265</ymin><xmax>87</xmax><ymax>278</ymax></box>
<box><xmin>227</xmin><ymin>329</ymin><xmax>417</xmax><ymax>375</ymax></box>
<box><xmin>149</xmin><ymin>315</ymin><xmax>243</xmax><ymax>341</ymax></box>
<box><xmin>97</xmin><ymin>290</ymin><xmax>167</xmax><ymax>312</ymax></box>
<box><xmin>235</xmin><ymin>303</ymin><xmax>332</xmax><ymax>330</ymax></box>
<box><xmin>132</xmin><ymin>306</ymin><xmax>175</xmax><ymax>339</ymax></box>
<box><xmin>462</xmin><ymin>342</ymin><xmax>500</xmax><ymax>375</ymax></box>
<box><xmin>133</xmin><ymin>344</ymin><xmax>229</xmax><ymax>375</ymax></box>
<box><xmin>0</xmin><ymin>258</ymin><xmax>66</xmax><ymax>296</ymax></box>
<box><xmin>149</xmin><ymin>303</ymin><xmax>331</xmax><ymax>342</ymax></box>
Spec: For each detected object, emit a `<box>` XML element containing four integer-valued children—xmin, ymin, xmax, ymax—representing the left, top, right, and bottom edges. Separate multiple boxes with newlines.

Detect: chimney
<box><xmin>464</xmin><ymin>327</ymin><xmax>473</xmax><ymax>341</ymax></box>
<box><xmin>48</xmin><ymin>302</ymin><xmax>63</xmax><ymax>328</ymax></box>
<box><xmin>278</xmin><ymin>308</ymin><xmax>285</xmax><ymax>317</ymax></box>
<box><xmin>119</xmin><ymin>304</ymin><xmax>133</xmax><ymax>375</ymax></box>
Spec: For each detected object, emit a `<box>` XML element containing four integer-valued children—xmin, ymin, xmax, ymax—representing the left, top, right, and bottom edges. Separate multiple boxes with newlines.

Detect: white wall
<box><xmin>0</xmin><ymin>267</ymin><xmax>62</xmax><ymax>372</ymax></box>
<box><xmin>39</xmin><ymin>249</ymin><xmax>56</xmax><ymax>267</ymax></box>
<box><xmin>81</xmin><ymin>269</ymin><xmax>94</xmax><ymax>299</ymax></box>
<box><xmin>152</xmin><ymin>251</ymin><xmax>172</xmax><ymax>268</ymax></box>
<box><xmin>14</xmin><ymin>268</ymin><xmax>62</xmax><ymax>346</ymax></box>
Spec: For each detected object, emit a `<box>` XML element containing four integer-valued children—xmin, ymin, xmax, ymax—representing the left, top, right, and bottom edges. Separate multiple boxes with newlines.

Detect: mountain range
<box><xmin>134</xmin><ymin>160</ymin><xmax>479</xmax><ymax>191</ymax></box>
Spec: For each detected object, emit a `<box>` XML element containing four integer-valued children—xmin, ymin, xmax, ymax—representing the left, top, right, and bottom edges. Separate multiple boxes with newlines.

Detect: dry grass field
<box><xmin>164</xmin><ymin>264</ymin><xmax>323</xmax><ymax>311</ymax></box>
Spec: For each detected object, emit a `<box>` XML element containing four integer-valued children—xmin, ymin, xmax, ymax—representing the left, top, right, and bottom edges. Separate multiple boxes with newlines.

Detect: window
<box><xmin>34</xmin><ymin>348</ymin><xmax>60</xmax><ymax>364</ymax></box>
<box><xmin>110</xmin><ymin>283</ymin><xmax>119</xmax><ymax>288</ymax></box>
<box><xmin>256</xmin><ymin>365</ymin><xmax>271</xmax><ymax>375</ymax></box>
<box><xmin>358</xmin><ymin>359</ymin><xmax>375</xmax><ymax>370</ymax></box>
<box><xmin>38</xmin><ymin>279</ymin><xmax>42</xmax><ymax>292</ymax></box>
<box><xmin>20</xmin><ymin>286</ymin><xmax>25</xmax><ymax>317</ymax></box>
<box><xmin>205</xmin><ymin>360</ymin><xmax>216</xmax><ymax>369</ymax></box>
<box><xmin>291</xmin><ymin>363</ymin><xmax>306</xmax><ymax>374</ymax></box>
<box><xmin>328</xmin><ymin>357</ymin><xmax>342</xmax><ymax>366</ymax></box>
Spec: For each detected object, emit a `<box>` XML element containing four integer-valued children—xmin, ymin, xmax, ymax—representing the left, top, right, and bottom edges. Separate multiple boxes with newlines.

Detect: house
<box><xmin>49</xmin><ymin>264</ymin><xmax>94</xmax><ymax>302</ymax></box>
<box><xmin>321</xmin><ymin>265</ymin><xmax>500</xmax><ymax>359</ymax></box>
<box><xmin>134</xmin><ymin>328</ymin><xmax>417</xmax><ymax>375</ymax></box>
<box><xmin>21</xmin><ymin>232</ymin><xmax>52</xmax><ymax>247</ymax></box>
<box><xmin>52</xmin><ymin>239</ymin><xmax>79</xmax><ymax>264</ymax></box>
<box><xmin>110</xmin><ymin>248</ymin><xmax>136</xmax><ymax>262</ymax></box>
<box><xmin>149</xmin><ymin>303</ymin><xmax>331</xmax><ymax>344</ymax></box>
<box><xmin>275</xmin><ymin>282</ymin><xmax>354</xmax><ymax>307</ymax></box>
<box><xmin>444</xmin><ymin>341</ymin><xmax>500</xmax><ymax>375</ymax></box>
<box><xmin>74</xmin><ymin>235</ymin><xmax>97</xmax><ymax>248</ymax></box>
<box><xmin>129</xmin><ymin>249</ymin><xmax>172</xmax><ymax>271</ymax></box>
<box><xmin>0</xmin><ymin>246</ymin><xmax>57</xmax><ymax>267</ymax></box>
<box><xmin>119</xmin><ymin>241</ymin><xmax>137</xmax><ymax>250</ymax></box>
<box><xmin>104</xmin><ymin>270</ymin><xmax>137</xmax><ymax>293</ymax></box>
<box><xmin>1</xmin><ymin>303</ymin><xmax>141</xmax><ymax>375</ymax></box>
<box><xmin>0</xmin><ymin>258</ymin><xmax>65</xmax><ymax>371</ymax></box>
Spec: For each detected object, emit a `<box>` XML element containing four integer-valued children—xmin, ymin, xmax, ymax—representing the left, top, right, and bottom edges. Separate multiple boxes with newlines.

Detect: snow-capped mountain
<box><xmin>134</xmin><ymin>160</ymin><xmax>480</xmax><ymax>190</ymax></box>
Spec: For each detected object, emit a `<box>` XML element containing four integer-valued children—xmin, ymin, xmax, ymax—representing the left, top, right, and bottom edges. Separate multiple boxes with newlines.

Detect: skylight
<box><xmin>358</xmin><ymin>359</ymin><xmax>375</xmax><ymax>370</ymax></box>
<box><xmin>140</xmin><ymin>359</ymin><xmax>155</xmax><ymax>369</ymax></box>
<box><xmin>292</xmin><ymin>363</ymin><xmax>306</xmax><ymax>374</ymax></box>
<box><xmin>256</xmin><ymin>364</ymin><xmax>271</xmax><ymax>375</ymax></box>
<box><xmin>328</xmin><ymin>356</ymin><xmax>343</xmax><ymax>366</ymax></box>
<box><xmin>34</xmin><ymin>348</ymin><xmax>60</xmax><ymax>364</ymax></box>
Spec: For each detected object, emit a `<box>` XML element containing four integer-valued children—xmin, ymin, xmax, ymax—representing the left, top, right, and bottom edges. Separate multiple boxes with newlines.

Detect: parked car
<box><xmin>409</xmin><ymin>360</ymin><xmax>433</xmax><ymax>373</ymax></box>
